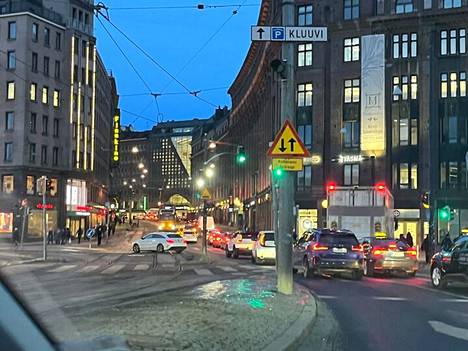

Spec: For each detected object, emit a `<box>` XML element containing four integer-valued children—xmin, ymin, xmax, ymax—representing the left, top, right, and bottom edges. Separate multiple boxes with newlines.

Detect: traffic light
<box><xmin>450</xmin><ymin>208</ymin><xmax>455</xmax><ymax>221</ymax></box>
<box><xmin>326</xmin><ymin>182</ymin><xmax>337</xmax><ymax>192</ymax></box>
<box><xmin>439</xmin><ymin>205</ymin><xmax>450</xmax><ymax>221</ymax></box>
<box><xmin>236</xmin><ymin>146</ymin><xmax>246</xmax><ymax>164</ymax></box>
<box><xmin>375</xmin><ymin>182</ymin><xmax>386</xmax><ymax>193</ymax></box>
<box><xmin>272</xmin><ymin>167</ymin><xmax>284</xmax><ymax>179</ymax></box>
<box><xmin>421</xmin><ymin>192</ymin><xmax>430</xmax><ymax>209</ymax></box>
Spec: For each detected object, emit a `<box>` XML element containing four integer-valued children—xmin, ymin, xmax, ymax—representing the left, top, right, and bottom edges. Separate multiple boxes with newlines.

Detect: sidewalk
<box><xmin>67</xmin><ymin>277</ymin><xmax>317</xmax><ymax>351</ymax></box>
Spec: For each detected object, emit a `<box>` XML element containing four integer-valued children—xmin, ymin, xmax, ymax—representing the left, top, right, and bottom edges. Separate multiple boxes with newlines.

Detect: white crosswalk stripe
<box><xmin>134</xmin><ymin>264</ymin><xmax>150</xmax><ymax>271</ymax></box>
<box><xmin>217</xmin><ymin>266</ymin><xmax>237</xmax><ymax>272</ymax></box>
<box><xmin>101</xmin><ymin>264</ymin><xmax>125</xmax><ymax>274</ymax></box>
<box><xmin>48</xmin><ymin>265</ymin><xmax>77</xmax><ymax>273</ymax></box>
<box><xmin>77</xmin><ymin>265</ymin><xmax>100</xmax><ymax>273</ymax></box>
<box><xmin>194</xmin><ymin>268</ymin><xmax>214</xmax><ymax>276</ymax></box>
<box><xmin>239</xmin><ymin>265</ymin><xmax>258</xmax><ymax>270</ymax></box>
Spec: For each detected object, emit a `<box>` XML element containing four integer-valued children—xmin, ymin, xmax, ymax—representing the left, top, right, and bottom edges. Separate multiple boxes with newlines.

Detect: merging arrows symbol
<box><xmin>288</xmin><ymin>138</ymin><xmax>296</xmax><ymax>151</ymax></box>
<box><xmin>278</xmin><ymin>139</ymin><xmax>287</xmax><ymax>152</ymax></box>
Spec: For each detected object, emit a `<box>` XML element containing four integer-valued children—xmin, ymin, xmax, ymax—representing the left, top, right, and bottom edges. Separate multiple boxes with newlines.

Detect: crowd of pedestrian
<box><xmin>47</xmin><ymin>227</ymin><xmax>71</xmax><ymax>245</ymax></box>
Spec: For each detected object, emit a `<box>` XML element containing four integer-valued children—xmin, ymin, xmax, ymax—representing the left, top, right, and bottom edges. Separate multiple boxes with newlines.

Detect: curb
<box><xmin>263</xmin><ymin>283</ymin><xmax>318</xmax><ymax>351</ymax></box>
<box><xmin>2</xmin><ymin>256</ymin><xmax>69</xmax><ymax>267</ymax></box>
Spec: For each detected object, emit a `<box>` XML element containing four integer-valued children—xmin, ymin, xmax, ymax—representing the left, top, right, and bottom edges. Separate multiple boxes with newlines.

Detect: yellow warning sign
<box><xmin>267</xmin><ymin>120</ymin><xmax>311</xmax><ymax>158</ymax></box>
<box><xmin>272</xmin><ymin>158</ymin><xmax>303</xmax><ymax>171</ymax></box>
<box><xmin>201</xmin><ymin>188</ymin><xmax>211</xmax><ymax>200</ymax></box>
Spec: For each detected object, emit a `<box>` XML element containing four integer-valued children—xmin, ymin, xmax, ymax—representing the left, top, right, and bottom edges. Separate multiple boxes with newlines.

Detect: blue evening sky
<box><xmin>95</xmin><ymin>1</ymin><xmax>260</xmax><ymax>130</ymax></box>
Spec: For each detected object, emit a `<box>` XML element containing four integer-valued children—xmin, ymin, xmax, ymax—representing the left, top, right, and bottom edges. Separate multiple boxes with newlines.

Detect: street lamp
<box><xmin>131</xmin><ymin>146</ymin><xmax>139</xmax><ymax>154</ymax></box>
<box><xmin>138</xmin><ymin>163</ymin><xmax>144</xmax><ymax>169</ymax></box>
<box><xmin>196</xmin><ymin>178</ymin><xmax>205</xmax><ymax>189</ymax></box>
<box><xmin>123</xmin><ymin>181</ymin><xmax>127</xmax><ymax>186</ymax></box>
<box><xmin>209</xmin><ymin>163</ymin><xmax>216</xmax><ymax>169</ymax></box>
<box><xmin>208</xmin><ymin>141</ymin><xmax>217</xmax><ymax>149</ymax></box>
<box><xmin>142</xmin><ymin>184</ymin><xmax>147</xmax><ymax>188</ymax></box>
<box><xmin>129</xmin><ymin>185</ymin><xmax>133</xmax><ymax>189</ymax></box>
<box><xmin>132</xmin><ymin>178</ymin><xmax>136</xmax><ymax>183</ymax></box>
<box><xmin>205</xmin><ymin>168</ymin><xmax>215</xmax><ymax>178</ymax></box>
<box><xmin>140</xmin><ymin>174</ymin><xmax>145</xmax><ymax>179</ymax></box>
<box><xmin>143</xmin><ymin>169</ymin><xmax>148</xmax><ymax>174</ymax></box>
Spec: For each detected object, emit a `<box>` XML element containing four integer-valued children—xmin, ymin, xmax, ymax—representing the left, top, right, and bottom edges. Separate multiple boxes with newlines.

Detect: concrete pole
<box><xmin>276</xmin><ymin>0</ymin><xmax>295</xmax><ymax>295</ymax></box>
<box><xmin>201</xmin><ymin>134</ymin><xmax>208</xmax><ymax>258</ymax></box>
<box><xmin>42</xmin><ymin>177</ymin><xmax>47</xmax><ymax>261</ymax></box>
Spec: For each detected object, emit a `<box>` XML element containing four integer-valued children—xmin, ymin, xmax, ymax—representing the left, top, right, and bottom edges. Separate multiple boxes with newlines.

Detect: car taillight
<box><xmin>442</xmin><ymin>256</ymin><xmax>451</xmax><ymax>263</ymax></box>
<box><xmin>388</xmin><ymin>242</ymin><xmax>397</xmax><ymax>250</ymax></box>
<box><xmin>166</xmin><ymin>239</ymin><xmax>175</xmax><ymax>244</ymax></box>
<box><xmin>352</xmin><ymin>244</ymin><xmax>363</xmax><ymax>252</ymax></box>
<box><xmin>373</xmin><ymin>247</ymin><xmax>387</xmax><ymax>256</ymax></box>
<box><xmin>407</xmin><ymin>247</ymin><xmax>417</xmax><ymax>257</ymax></box>
<box><xmin>311</xmin><ymin>243</ymin><xmax>328</xmax><ymax>251</ymax></box>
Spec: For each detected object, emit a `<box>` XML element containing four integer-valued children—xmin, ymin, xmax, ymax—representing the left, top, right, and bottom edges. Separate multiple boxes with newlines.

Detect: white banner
<box><xmin>361</xmin><ymin>34</ymin><xmax>385</xmax><ymax>153</ymax></box>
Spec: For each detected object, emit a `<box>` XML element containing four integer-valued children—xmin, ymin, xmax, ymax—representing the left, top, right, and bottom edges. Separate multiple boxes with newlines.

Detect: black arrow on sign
<box><xmin>279</xmin><ymin>139</ymin><xmax>287</xmax><ymax>152</ymax></box>
<box><xmin>257</xmin><ymin>28</ymin><xmax>265</xmax><ymax>39</ymax></box>
<box><xmin>288</xmin><ymin>138</ymin><xmax>296</xmax><ymax>151</ymax></box>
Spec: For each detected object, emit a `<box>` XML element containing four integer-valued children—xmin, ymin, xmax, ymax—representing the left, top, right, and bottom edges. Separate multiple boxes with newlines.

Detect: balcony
<box><xmin>0</xmin><ymin>1</ymin><xmax>65</xmax><ymax>26</ymax></box>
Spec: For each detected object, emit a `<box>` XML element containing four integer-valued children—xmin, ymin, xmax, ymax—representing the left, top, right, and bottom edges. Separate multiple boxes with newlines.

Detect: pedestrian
<box><xmin>420</xmin><ymin>235</ymin><xmax>431</xmax><ymax>264</ymax></box>
<box><xmin>54</xmin><ymin>228</ymin><xmax>60</xmax><ymax>245</ymax></box>
<box><xmin>406</xmin><ymin>232</ymin><xmax>414</xmax><ymax>247</ymax></box>
<box><xmin>96</xmin><ymin>225</ymin><xmax>102</xmax><ymax>246</ymax></box>
<box><xmin>60</xmin><ymin>228</ymin><xmax>65</xmax><ymax>245</ymax></box>
<box><xmin>441</xmin><ymin>233</ymin><xmax>452</xmax><ymax>251</ymax></box>
<box><xmin>65</xmin><ymin>227</ymin><xmax>71</xmax><ymax>244</ymax></box>
<box><xmin>398</xmin><ymin>233</ymin><xmax>407</xmax><ymax>245</ymax></box>
<box><xmin>47</xmin><ymin>229</ymin><xmax>53</xmax><ymax>244</ymax></box>
<box><xmin>76</xmin><ymin>227</ymin><xmax>83</xmax><ymax>244</ymax></box>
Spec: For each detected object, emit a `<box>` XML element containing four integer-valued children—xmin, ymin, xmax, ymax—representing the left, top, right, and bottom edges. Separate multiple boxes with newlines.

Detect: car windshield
<box><xmin>264</xmin><ymin>232</ymin><xmax>275</xmax><ymax>241</ymax></box>
<box><xmin>319</xmin><ymin>234</ymin><xmax>358</xmax><ymax>246</ymax></box>
<box><xmin>167</xmin><ymin>234</ymin><xmax>182</xmax><ymax>239</ymax></box>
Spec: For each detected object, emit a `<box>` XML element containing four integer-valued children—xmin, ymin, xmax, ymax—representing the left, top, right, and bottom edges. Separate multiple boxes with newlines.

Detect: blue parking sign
<box><xmin>271</xmin><ymin>27</ymin><xmax>285</xmax><ymax>41</ymax></box>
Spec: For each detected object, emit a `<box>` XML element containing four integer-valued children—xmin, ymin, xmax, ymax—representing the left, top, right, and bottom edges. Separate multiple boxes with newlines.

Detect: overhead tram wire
<box><xmin>108</xmin><ymin>3</ymin><xmax>259</xmax><ymax>11</ymax></box>
<box><xmin>94</xmin><ymin>4</ymin><xmax>219</xmax><ymax>108</ymax></box>
<box><xmin>119</xmin><ymin>86</ymin><xmax>229</xmax><ymax>98</ymax></box>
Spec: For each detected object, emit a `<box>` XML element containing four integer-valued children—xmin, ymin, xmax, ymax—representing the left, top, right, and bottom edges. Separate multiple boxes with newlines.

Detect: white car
<box><xmin>132</xmin><ymin>232</ymin><xmax>187</xmax><ymax>254</ymax></box>
<box><xmin>183</xmin><ymin>230</ymin><xmax>198</xmax><ymax>243</ymax></box>
<box><xmin>226</xmin><ymin>231</ymin><xmax>254</xmax><ymax>258</ymax></box>
<box><xmin>251</xmin><ymin>231</ymin><xmax>276</xmax><ymax>264</ymax></box>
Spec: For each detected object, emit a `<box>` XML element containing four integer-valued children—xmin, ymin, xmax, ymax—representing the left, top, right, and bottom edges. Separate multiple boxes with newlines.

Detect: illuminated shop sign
<box><xmin>113</xmin><ymin>111</ymin><xmax>120</xmax><ymax>163</ymax></box>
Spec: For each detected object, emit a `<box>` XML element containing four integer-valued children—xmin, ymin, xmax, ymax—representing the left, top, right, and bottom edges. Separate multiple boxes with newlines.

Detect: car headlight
<box><xmin>158</xmin><ymin>225</ymin><xmax>163</xmax><ymax>230</ymax></box>
<box><xmin>171</xmin><ymin>224</ymin><xmax>176</xmax><ymax>230</ymax></box>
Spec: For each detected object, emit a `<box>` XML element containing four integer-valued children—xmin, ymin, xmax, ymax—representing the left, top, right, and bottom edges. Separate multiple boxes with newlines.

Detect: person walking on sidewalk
<box><xmin>441</xmin><ymin>233</ymin><xmax>452</xmax><ymax>251</ymax></box>
<box><xmin>420</xmin><ymin>235</ymin><xmax>431</xmax><ymax>264</ymax></box>
<box><xmin>96</xmin><ymin>225</ymin><xmax>102</xmax><ymax>246</ymax></box>
<box><xmin>47</xmin><ymin>229</ymin><xmax>54</xmax><ymax>244</ymax></box>
<box><xmin>76</xmin><ymin>227</ymin><xmax>83</xmax><ymax>244</ymax></box>
<box><xmin>406</xmin><ymin>232</ymin><xmax>414</xmax><ymax>247</ymax></box>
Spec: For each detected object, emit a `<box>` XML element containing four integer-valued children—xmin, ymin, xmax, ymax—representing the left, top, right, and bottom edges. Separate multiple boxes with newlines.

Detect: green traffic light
<box><xmin>439</xmin><ymin>206</ymin><xmax>450</xmax><ymax>221</ymax></box>
<box><xmin>237</xmin><ymin>154</ymin><xmax>246</xmax><ymax>163</ymax></box>
<box><xmin>273</xmin><ymin>168</ymin><xmax>284</xmax><ymax>178</ymax></box>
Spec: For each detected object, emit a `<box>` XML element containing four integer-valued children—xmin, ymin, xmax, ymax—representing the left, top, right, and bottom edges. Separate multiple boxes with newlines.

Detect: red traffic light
<box><xmin>327</xmin><ymin>182</ymin><xmax>337</xmax><ymax>192</ymax></box>
<box><xmin>375</xmin><ymin>182</ymin><xmax>386</xmax><ymax>192</ymax></box>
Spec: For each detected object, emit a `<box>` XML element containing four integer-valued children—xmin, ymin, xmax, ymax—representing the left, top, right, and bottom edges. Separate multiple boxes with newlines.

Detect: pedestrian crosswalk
<box><xmin>101</xmin><ymin>264</ymin><xmax>125</xmax><ymax>274</ymax></box>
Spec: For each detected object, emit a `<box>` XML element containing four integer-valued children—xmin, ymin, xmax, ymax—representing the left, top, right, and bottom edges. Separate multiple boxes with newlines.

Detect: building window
<box><xmin>5</xmin><ymin>112</ymin><xmax>14</xmax><ymax>131</ymax></box>
<box><xmin>32</xmin><ymin>52</ymin><xmax>38</xmax><ymax>72</ymax></box>
<box><xmin>442</xmin><ymin>0</ymin><xmax>461</xmax><ymax>9</ymax></box>
<box><xmin>2</xmin><ymin>175</ymin><xmax>14</xmax><ymax>193</ymax></box>
<box><xmin>43</xmin><ymin>56</ymin><xmax>49</xmax><ymax>76</ymax></box>
<box><xmin>8</xmin><ymin>21</ymin><xmax>16</xmax><ymax>40</ymax></box>
<box><xmin>29</xmin><ymin>143</ymin><xmax>36</xmax><ymax>163</ymax></box>
<box><xmin>396</xmin><ymin>0</ymin><xmax>413</xmax><ymax>13</ymax></box>
<box><xmin>50</xmin><ymin>178</ymin><xmax>58</xmax><ymax>196</ymax></box>
<box><xmin>393</xmin><ymin>33</ymin><xmax>417</xmax><ymax>58</ymax></box>
<box><xmin>297</xmin><ymin>83</ymin><xmax>313</xmax><ymax>107</ymax></box>
<box><xmin>44</xmin><ymin>27</ymin><xmax>50</xmax><ymax>46</ymax></box>
<box><xmin>26</xmin><ymin>176</ymin><xmax>35</xmax><ymax>195</ymax></box>
<box><xmin>80</xmin><ymin>124</ymin><xmax>84</xmax><ymax>141</ymax></box>
<box><xmin>6</xmin><ymin>81</ymin><xmax>15</xmax><ymax>100</ymax></box>
<box><xmin>440</xmin><ymin>72</ymin><xmax>466</xmax><ymax>98</ymax></box>
<box><xmin>73</xmin><ymin>65</ymin><xmax>78</xmax><ymax>82</ymax></box>
<box><xmin>297</xmin><ymin>124</ymin><xmax>312</xmax><ymax>149</ymax></box>
<box><xmin>72</xmin><ymin>122</ymin><xmax>77</xmax><ymax>139</ymax></box>
<box><xmin>53</xmin><ymin>90</ymin><xmax>60</xmax><ymax>107</ymax></box>
<box><xmin>343</xmin><ymin>120</ymin><xmax>360</xmax><ymax>148</ymax></box>
<box><xmin>344</xmin><ymin>79</ymin><xmax>360</xmax><ymax>103</ymax></box>
<box><xmin>411</xmin><ymin>119</ymin><xmax>418</xmax><ymax>145</ymax></box>
<box><xmin>30</xmin><ymin>83</ymin><xmax>37</xmax><ymax>101</ymax></box>
<box><xmin>297</xmin><ymin>165</ymin><xmax>312</xmax><ymax>191</ymax></box>
<box><xmin>52</xmin><ymin>147</ymin><xmax>59</xmax><ymax>166</ymax></box>
<box><xmin>440</xmin><ymin>29</ymin><xmax>466</xmax><ymax>55</ymax></box>
<box><xmin>41</xmin><ymin>145</ymin><xmax>47</xmax><ymax>165</ymax></box>
<box><xmin>42</xmin><ymin>115</ymin><xmax>48</xmax><ymax>135</ymax></box>
<box><xmin>7</xmin><ymin>51</ymin><xmax>16</xmax><ymax>69</ymax></box>
<box><xmin>344</xmin><ymin>164</ymin><xmax>360</xmax><ymax>185</ymax></box>
<box><xmin>55</xmin><ymin>32</ymin><xmax>61</xmax><ymax>50</ymax></box>
<box><xmin>297</xmin><ymin>5</ymin><xmax>313</xmax><ymax>26</ymax></box>
<box><xmin>297</xmin><ymin>43</ymin><xmax>312</xmax><ymax>67</ymax></box>
<box><xmin>424</xmin><ymin>0</ymin><xmax>432</xmax><ymax>8</ymax></box>
<box><xmin>393</xmin><ymin>75</ymin><xmax>418</xmax><ymax>100</ymax></box>
<box><xmin>54</xmin><ymin>60</ymin><xmax>61</xmax><ymax>79</ymax></box>
<box><xmin>32</xmin><ymin>23</ymin><xmax>38</xmax><ymax>42</ymax></box>
<box><xmin>53</xmin><ymin>119</ymin><xmax>59</xmax><ymax>137</ymax></box>
<box><xmin>410</xmin><ymin>75</ymin><xmax>418</xmax><ymax>99</ymax></box>
<box><xmin>399</xmin><ymin>163</ymin><xmax>418</xmax><ymax>189</ymax></box>
<box><xmin>4</xmin><ymin>142</ymin><xmax>13</xmax><ymax>161</ymax></box>
<box><xmin>42</xmin><ymin>86</ymin><xmax>48</xmax><ymax>104</ymax></box>
<box><xmin>344</xmin><ymin>0</ymin><xmax>359</xmax><ymax>19</ymax></box>
<box><xmin>344</xmin><ymin>37</ymin><xmax>360</xmax><ymax>62</ymax></box>
<box><xmin>30</xmin><ymin>113</ymin><xmax>37</xmax><ymax>133</ymax></box>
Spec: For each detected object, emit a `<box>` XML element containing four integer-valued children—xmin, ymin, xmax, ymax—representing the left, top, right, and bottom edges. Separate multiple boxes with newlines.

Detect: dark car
<box><xmin>361</xmin><ymin>237</ymin><xmax>418</xmax><ymax>277</ymax></box>
<box><xmin>430</xmin><ymin>236</ymin><xmax>468</xmax><ymax>289</ymax></box>
<box><xmin>293</xmin><ymin>229</ymin><xmax>364</xmax><ymax>280</ymax></box>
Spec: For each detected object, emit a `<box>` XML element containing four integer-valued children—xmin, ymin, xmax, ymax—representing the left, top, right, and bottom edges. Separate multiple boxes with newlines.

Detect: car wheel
<box><xmin>303</xmin><ymin>257</ymin><xmax>313</xmax><ymax>279</ymax></box>
<box><xmin>352</xmin><ymin>270</ymin><xmax>363</xmax><ymax>281</ymax></box>
<box><xmin>431</xmin><ymin>266</ymin><xmax>446</xmax><ymax>289</ymax></box>
<box><xmin>363</xmin><ymin>260</ymin><xmax>374</xmax><ymax>277</ymax></box>
<box><xmin>225</xmin><ymin>247</ymin><xmax>232</xmax><ymax>258</ymax></box>
<box><xmin>133</xmin><ymin>244</ymin><xmax>140</xmax><ymax>254</ymax></box>
<box><xmin>233</xmin><ymin>247</ymin><xmax>239</xmax><ymax>259</ymax></box>
<box><xmin>156</xmin><ymin>244</ymin><xmax>164</xmax><ymax>253</ymax></box>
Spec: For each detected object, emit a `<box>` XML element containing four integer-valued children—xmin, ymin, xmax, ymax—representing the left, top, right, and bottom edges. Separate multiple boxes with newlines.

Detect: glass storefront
<box><xmin>28</xmin><ymin>210</ymin><xmax>57</xmax><ymax>237</ymax></box>
<box><xmin>0</xmin><ymin>212</ymin><xmax>13</xmax><ymax>237</ymax></box>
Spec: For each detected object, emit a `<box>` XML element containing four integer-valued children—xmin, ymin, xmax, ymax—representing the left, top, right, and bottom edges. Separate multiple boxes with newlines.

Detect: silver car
<box><xmin>251</xmin><ymin>231</ymin><xmax>275</xmax><ymax>264</ymax></box>
<box><xmin>132</xmin><ymin>232</ymin><xmax>187</xmax><ymax>254</ymax></box>
<box><xmin>182</xmin><ymin>230</ymin><xmax>198</xmax><ymax>243</ymax></box>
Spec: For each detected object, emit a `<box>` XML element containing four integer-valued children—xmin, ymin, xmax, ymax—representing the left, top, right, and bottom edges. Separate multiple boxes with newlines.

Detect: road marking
<box><xmin>231</xmin><ymin>272</ymin><xmax>246</xmax><ymax>276</ymax></box>
<box><xmin>134</xmin><ymin>264</ymin><xmax>150</xmax><ymax>271</ymax></box>
<box><xmin>316</xmin><ymin>295</ymin><xmax>338</xmax><ymax>300</ymax></box>
<box><xmin>192</xmin><ymin>247</ymin><xmax>200</xmax><ymax>251</ymax></box>
<box><xmin>239</xmin><ymin>265</ymin><xmax>258</xmax><ymax>270</ymax></box>
<box><xmin>372</xmin><ymin>296</ymin><xmax>407</xmax><ymax>301</ymax></box>
<box><xmin>217</xmin><ymin>266</ymin><xmax>237</xmax><ymax>272</ymax></box>
<box><xmin>429</xmin><ymin>320</ymin><xmax>468</xmax><ymax>341</ymax></box>
<box><xmin>47</xmin><ymin>265</ymin><xmax>76</xmax><ymax>273</ymax></box>
<box><xmin>443</xmin><ymin>298</ymin><xmax>468</xmax><ymax>303</ymax></box>
<box><xmin>194</xmin><ymin>268</ymin><xmax>214</xmax><ymax>276</ymax></box>
<box><xmin>101</xmin><ymin>264</ymin><xmax>125</xmax><ymax>274</ymax></box>
<box><xmin>77</xmin><ymin>265</ymin><xmax>100</xmax><ymax>273</ymax></box>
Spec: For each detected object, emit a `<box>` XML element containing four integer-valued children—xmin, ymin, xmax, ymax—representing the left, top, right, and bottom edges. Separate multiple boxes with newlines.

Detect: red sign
<box><xmin>77</xmin><ymin>205</ymin><xmax>93</xmax><ymax>212</ymax></box>
<box><xmin>36</xmin><ymin>203</ymin><xmax>54</xmax><ymax>210</ymax></box>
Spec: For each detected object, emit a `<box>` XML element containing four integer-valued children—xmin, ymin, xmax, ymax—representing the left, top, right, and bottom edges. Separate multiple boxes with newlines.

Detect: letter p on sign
<box><xmin>272</xmin><ymin>27</ymin><xmax>285</xmax><ymax>41</ymax></box>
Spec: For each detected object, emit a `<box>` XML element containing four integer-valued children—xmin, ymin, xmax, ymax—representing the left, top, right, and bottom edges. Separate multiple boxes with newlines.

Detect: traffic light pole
<box><xmin>42</xmin><ymin>176</ymin><xmax>47</xmax><ymax>261</ymax></box>
<box><xmin>201</xmin><ymin>134</ymin><xmax>208</xmax><ymax>259</ymax></box>
<box><xmin>276</xmin><ymin>0</ymin><xmax>295</xmax><ymax>295</ymax></box>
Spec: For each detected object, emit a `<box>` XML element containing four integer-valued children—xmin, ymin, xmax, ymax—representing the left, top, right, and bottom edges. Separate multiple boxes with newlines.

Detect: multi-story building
<box><xmin>210</xmin><ymin>0</ymin><xmax>468</xmax><ymax>249</ymax></box>
<box><xmin>0</xmin><ymin>0</ymin><xmax>118</xmax><ymax>239</ymax></box>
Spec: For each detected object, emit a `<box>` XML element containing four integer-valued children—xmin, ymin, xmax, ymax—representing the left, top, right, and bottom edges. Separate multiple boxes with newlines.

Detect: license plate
<box><xmin>332</xmin><ymin>248</ymin><xmax>347</xmax><ymax>254</ymax></box>
<box><xmin>392</xmin><ymin>251</ymin><xmax>404</xmax><ymax>257</ymax></box>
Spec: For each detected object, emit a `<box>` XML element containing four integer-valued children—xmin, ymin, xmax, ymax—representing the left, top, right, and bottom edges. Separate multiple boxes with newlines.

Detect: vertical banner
<box><xmin>112</xmin><ymin>109</ymin><xmax>120</xmax><ymax>165</ymax></box>
<box><xmin>361</xmin><ymin>34</ymin><xmax>385</xmax><ymax>154</ymax></box>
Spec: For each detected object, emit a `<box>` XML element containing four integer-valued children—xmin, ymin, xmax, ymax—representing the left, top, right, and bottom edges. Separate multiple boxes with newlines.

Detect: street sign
<box><xmin>267</xmin><ymin>120</ymin><xmax>311</xmax><ymax>158</ymax></box>
<box><xmin>393</xmin><ymin>209</ymin><xmax>400</xmax><ymax>218</ymax></box>
<box><xmin>251</xmin><ymin>26</ymin><xmax>327</xmax><ymax>42</ymax></box>
<box><xmin>272</xmin><ymin>158</ymin><xmax>303</xmax><ymax>171</ymax></box>
<box><xmin>201</xmin><ymin>188</ymin><xmax>211</xmax><ymax>200</ymax></box>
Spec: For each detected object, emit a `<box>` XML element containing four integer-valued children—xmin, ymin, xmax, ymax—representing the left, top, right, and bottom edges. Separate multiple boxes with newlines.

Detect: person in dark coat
<box><xmin>406</xmin><ymin>232</ymin><xmax>414</xmax><ymax>247</ymax></box>
<box><xmin>76</xmin><ymin>227</ymin><xmax>83</xmax><ymax>244</ymax></box>
<box><xmin>47</xmin><ymin>229</ymin><xmax>53</xmax><ymax>244</ymax></box>
<box><xmin>65</xmin><ymin>227</ymin><xmax>71</xmax><ymax>244</ymax></box>
<box><xmin>420</xmin><ymin>235</ymin><xmax>431</xmax><ymax>264</ymax></box>
<box><xmin>398</xmin><ymin>234</ymin><xmax>407</xmax><ymax>245</ymax></box>
<box><xmin>96</xmin><ymin>225</ymin><xmax>102</xmax><ymax>246</ymax></box>
<box><xmin>441</xmin><ymin>233</ymin><xmax>452</xmax><ymax>251</ymax></box>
